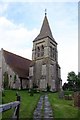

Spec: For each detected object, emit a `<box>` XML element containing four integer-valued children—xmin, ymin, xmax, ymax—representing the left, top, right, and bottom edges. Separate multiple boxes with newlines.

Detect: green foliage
<box><xmin>63</xmin><ymin>71</ymin><xmax>80</xmax><ymax>91</ymax></box>
<box><xmin>3</xmin><ymin>72</ymin><xmax>9</xmax><ymax>89</ymax></box>
<box><xmin>67</xmin><ymin>71</ymin><xmax>77</xmax><ymax>82</ymax></box>
<box><xmin>62</xmin><ymin>82</ymin><xmax>68</xmax><ymax>91</ymax></box>
<box><xmin>67</xmin><ymin>71</ymin><xmax>77</xmax><ymax>90</ymax></box>
<box><xmin>76</xmin><ymin>72</ymin><xmax>80</xmax><ymax>91</ymax></box>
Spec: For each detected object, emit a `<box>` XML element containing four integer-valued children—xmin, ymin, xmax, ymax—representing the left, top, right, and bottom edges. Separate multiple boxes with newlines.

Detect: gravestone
<box><xmin>64</xmin><ymin>94</ymin><xmax>73</xmax><ymax>100</ymax></box>
<box><xmin>74</xmin><ymin>92</ymin><xmax>80</xmax><ymax>108</ymax></box>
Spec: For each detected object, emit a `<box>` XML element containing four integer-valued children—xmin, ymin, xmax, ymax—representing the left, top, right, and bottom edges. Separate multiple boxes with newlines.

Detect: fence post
<box><xmin>16</xmin><ymin>93</ymin><xmax>20</xmax><ymax>120</ymax></box>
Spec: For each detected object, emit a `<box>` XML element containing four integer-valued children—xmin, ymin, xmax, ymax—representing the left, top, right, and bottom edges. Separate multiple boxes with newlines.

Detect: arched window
<box><xmin>37</xmin><ymin>46</ymin><xmax>40</xmax><ymax>57</ymax></box>
<box><xmin>41</xmin><ymin>45</ymin><xmax>44</xmax><ymax>56</ymax></box>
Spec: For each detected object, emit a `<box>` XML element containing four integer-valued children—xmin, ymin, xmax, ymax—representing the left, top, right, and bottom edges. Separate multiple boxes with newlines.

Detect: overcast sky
<box><xmin>0</xmin><ymin>1</ymin><xmax>78</xmax><ymax>84</ymax></box>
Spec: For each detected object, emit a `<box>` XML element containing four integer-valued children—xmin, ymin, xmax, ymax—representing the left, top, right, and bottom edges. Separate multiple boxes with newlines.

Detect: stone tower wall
<box><xmin>31</xmin><ymin>36</ymin><xmax>59</xmax><ymax>91</ymax></box>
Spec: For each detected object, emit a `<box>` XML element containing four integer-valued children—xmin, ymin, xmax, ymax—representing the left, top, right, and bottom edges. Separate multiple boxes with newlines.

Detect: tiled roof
<box><xmin>3</xmin><ymin>49</ymin><xmax>32</xmax><ymax>78</ymax></box>
<box><xmin>34</xmin><ymin>15</ymin><xmax>57</xmax><ymax>44</ymax></box>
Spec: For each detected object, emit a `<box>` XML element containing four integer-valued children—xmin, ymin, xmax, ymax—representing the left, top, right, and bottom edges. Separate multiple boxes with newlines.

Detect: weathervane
<box><xmin>45</xmin><ymin>9</ymin><xmax>47</xmax><ymax>16</ymax></box>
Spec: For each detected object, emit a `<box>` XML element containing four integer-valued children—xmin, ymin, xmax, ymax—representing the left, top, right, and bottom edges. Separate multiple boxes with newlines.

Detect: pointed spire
<box><xmin>45</xmin><ymin>9</ymin><xmax>47</xmax><ymax>16</ymax></box>
<box><xmin>34</xmin><ymin>12</ymin><xmax>57</xmax><ymax>44</ymax></box>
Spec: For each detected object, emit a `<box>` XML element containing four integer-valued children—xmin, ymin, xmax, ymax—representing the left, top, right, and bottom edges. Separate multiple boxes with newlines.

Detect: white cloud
<box><xmin>0</xmin><ymin>3</ymin><xmax>9</xmax><ymax>15</ymax></box>
<box><xmin>0</xmin><ymin>17</ymin><xmax>16</xmax><ymax>29</ymax></box>
<box><xmin>0</xmin><ymin>16</ymin><xmax>39</xmax><ymax>59</ymax></box>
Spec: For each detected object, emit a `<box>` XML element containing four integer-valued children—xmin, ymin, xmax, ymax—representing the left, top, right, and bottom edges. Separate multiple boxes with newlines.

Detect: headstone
<box><xmin>64</xmin><ymin>95</ymin><xmax>67</xmax><ymax>100</ymax></box>
<box><xmin>68</xmin><ymin>94</ymin><xmax>72</xmax><ymax>100</ymax></box>
<box><xmin>74</xmin><ymin>92</ymin><xmax>80</xmax><ymax>108</ymax></box>
<box><xmin>64</xmin><ymin>94</ymin><xmax>73</xmax><ymax>100</ymax></box>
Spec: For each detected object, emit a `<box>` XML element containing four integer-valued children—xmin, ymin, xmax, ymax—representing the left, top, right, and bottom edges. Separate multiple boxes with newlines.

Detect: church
<box><xmin>0</xmin><ymin>12</ymin><xmax>62</xmax><ymax>91</ymax></box>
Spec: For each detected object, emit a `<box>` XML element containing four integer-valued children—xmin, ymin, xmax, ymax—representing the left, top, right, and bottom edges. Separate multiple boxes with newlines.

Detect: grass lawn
<box><xmin>48</xmin><ymin>92</ymin><xmax>79</xmax><ymax>119</ymax></box>
<box><xmin>2</xmin><ymin>90</ymin><xmax>80</xmax><ymax>119</ymax></box>
<box><xmin>2</xmin><ymin>89</ymin><xmax>41</xmax><ymax>119</ymax></box>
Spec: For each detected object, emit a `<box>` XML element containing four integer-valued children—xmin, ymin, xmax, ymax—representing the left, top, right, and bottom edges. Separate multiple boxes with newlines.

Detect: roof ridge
<box><xmin>3</xmin><ymin>49</ymin><xmax>32</xmax><ymax>62</ymax></box>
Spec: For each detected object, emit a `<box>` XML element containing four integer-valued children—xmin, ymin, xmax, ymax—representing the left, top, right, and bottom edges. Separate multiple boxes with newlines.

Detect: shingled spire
<box><xmin>34</xmin><ymin>13</ymin><xmax>56</xmax><ymax>43</ymax></box>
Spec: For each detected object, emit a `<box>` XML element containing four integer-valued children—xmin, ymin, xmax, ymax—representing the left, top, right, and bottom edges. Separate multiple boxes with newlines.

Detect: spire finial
<box><xmin>45</xmin><ymin>9</ymin><xmax>47</xmax><ymax>16</ymax></box>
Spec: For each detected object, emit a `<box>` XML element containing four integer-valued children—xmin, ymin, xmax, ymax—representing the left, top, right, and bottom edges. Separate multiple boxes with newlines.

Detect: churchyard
<box><xmin>1</xmin><ymin>89</ymin><xmax>80</xmax><ymax>119</ymax></box>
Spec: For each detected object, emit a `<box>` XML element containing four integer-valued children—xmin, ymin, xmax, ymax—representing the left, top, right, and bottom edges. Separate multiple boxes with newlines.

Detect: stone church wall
<box><xmin>35</xmin><ymin>60</ymin><xmax>42</xmax><ymax>86</ymax></box>
<box><xmin>0</xmin><ymin>51</ymin><xmax>2</xmax><ymax>67</ymax></box>
<box><xmin>1</xmin><ymin>50</ymin><xmax>21</xmax><ymax>89</ymax></box>
<box><xmin>0</xmin><ymin>50</ymin><xmax>2</xmax><ymax>89</ymax></box>
<box><xmin>22</xmin><ymin>80</ymin><xmax>29</xmax><ymax>89</ymax></box>
<box><xmin>31</xmin><ymin>36</ymin><xmax>61</xmax><ymax>91</ymax></box>
<box><xmin>29</xmin><ymin>66</ymin><xmax>33</xmax><ymax>76</ymax></box>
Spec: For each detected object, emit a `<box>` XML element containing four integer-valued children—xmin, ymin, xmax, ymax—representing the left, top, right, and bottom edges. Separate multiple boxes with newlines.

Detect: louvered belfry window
<box><xmin>37</xmin><ymin>46</ymin><xmax>40</xmax><ymax>57</ymax></box>
<box><xmin>41</xmin><ymin>45</ymin><xmax>44</xmax><ymax>56</ymax></box>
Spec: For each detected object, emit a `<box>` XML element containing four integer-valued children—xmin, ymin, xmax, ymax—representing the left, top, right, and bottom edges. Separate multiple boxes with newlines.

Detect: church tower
<box><xmin>29</xmin><ymin>12</ymin><xmax>62</xmax><ymax>91</ymax></box>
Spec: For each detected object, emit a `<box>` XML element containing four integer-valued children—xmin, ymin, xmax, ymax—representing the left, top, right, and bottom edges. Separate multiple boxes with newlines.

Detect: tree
<box><xmin>62</xmin><ymin>82</ymin><xmax>68</xmax><ymax>90</ymax></box>
<box><xmin>67</xmin><ymin>71</ymin><xmax>77</xmax><ymax>91</ymax></box>
<box><xmin>63</xmin><ymin>71</ymin><xmax>80</xmax><ymax>91</ymax></box>
<box><xmin>75</xmin><ymin>72</ymin><xmax>80</xmax><ymax>91</ymax></box>
<box><xmin>66</xmin><ymin>71</ymin><xmax>80</xmax><ymax>91</ymax></box>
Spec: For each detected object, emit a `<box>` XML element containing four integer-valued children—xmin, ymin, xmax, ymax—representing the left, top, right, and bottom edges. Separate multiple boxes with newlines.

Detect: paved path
<box><xmin>44</xmin><ymin>95</ymin><xmax>53</xmax><ymax>118</ymax></box>
<box><xmin>33</xmin><ymin>96</ymin><xmax>43</xmax><ymax>119</ymax></box>
<box><xmin>33</xmin><ymin>94</ymin><xmax>54</xmax><ymax>119</ymax></box>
